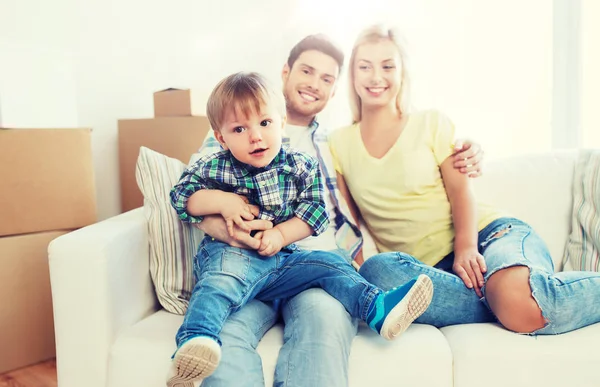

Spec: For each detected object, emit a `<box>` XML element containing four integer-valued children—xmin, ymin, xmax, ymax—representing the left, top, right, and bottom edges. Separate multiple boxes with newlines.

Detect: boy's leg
<box><xmin>257</xmin><ymin>249</ymin><xmax>431</xmax><ymax>340</ymax></box>
<box><xmin>275</xmin><ymin>288</ymin><xmax>358</xmax><ymax>387</ymax></box>
<box><xmin>202</xmin><ymin>300</ymin><xmax>279</xmax><ymax>387</ymax></box>
<box><xmin>169</xmin><ymin>241</ymin><xmax>274</xmax><ymax>386</ymax></box>
<box><xmin>359</xmin><ymin>252</ymin><xmax>495</xmax><ymax>327</ymax></box>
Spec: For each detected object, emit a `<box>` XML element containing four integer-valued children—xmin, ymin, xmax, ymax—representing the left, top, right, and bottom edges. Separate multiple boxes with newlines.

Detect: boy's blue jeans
<box><xmin>176</xmin><ymin>237</ymin><xmax>379</xmax><ymax>346</ymax></box>
<box><xmin>360</xmin><ymin>217</ymin><xmax>600</xmax><ymax>335</ymax></box>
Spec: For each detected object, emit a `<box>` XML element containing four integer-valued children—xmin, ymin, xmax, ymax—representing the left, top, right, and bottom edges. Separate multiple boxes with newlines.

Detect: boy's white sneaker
<box><xmin>166</xmin><ymin>336</ymin><xmax>221</xmax><ymax>387</ymax></box>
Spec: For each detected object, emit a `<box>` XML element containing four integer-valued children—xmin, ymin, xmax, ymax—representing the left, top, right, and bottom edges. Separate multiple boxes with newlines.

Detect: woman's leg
<box><xmin>274</xmin><ymin>288</ymin><xmax>358</xmax><ymax>387</ymax></box>
<box><xmin>480</xmin><ymin>218</ymin><xmax>600</xmax><ymax>335</ymax></box>
<box><xmin>359</xmin><ymin>252</ymin><xmax>495</xmax><ymax>327</ymax></box>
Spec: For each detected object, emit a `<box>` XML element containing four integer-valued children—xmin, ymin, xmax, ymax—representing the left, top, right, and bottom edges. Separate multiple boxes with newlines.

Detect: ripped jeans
<box><xmin>359</xmin><ymin>217</ymin><xmax>600</xmax><ymax>335</ymax></box>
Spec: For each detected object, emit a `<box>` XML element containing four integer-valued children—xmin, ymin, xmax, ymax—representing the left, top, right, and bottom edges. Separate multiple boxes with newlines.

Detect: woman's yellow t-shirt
<box><xmin>329</xmin><ymin>110</ymin><xmax>504</xmax><ymax>266</ymax></box>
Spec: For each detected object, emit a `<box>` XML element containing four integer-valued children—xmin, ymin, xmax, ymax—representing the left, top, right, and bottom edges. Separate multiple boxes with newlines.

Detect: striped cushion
<box><xmin>135</xmin><ymin>147</ymin><xmax>203</xmax><ymax>314</ymax></box>
<box><xmin>563</xmin><ymin>149</ymin><xmax>600</xmax><ymax>271</ymax></box>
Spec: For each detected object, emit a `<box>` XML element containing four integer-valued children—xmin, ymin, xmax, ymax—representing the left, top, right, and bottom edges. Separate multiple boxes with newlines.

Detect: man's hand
<box><xmin>452</xmin><ymin>247</ymin><xmax>487</xmax><ymax>298</ymax></box>
<box><xmin>453</xmin><ymin>139</ymin><xmax>484</xmax><ymax>178</ymax></box>
<box><xmin>195</xmin><ymin>214</ymin><xmax>273</xmax><ymax>250</ymax></box>
<box><xmin>255</xmin><ymin>228</ymin><xmax>285</xmax><ymax>257</ymax></box>
<box><xmin>218</xmin><ymin>193</ymin><xmax>260</xmax><ymax>236</ymax></box>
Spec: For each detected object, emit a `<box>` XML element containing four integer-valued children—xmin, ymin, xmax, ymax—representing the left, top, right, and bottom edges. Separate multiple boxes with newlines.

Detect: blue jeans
<box><xmin>201</xmin><ymin>290</ymin><xmax>358</xmax><ymax>387</ymax></box>
<box><xmin>176</xmin><ymin>237</ymin><xmax>378</xmax><ymax>347</ymax></box>
<box><xmin>360</xmin><ymin>217</ymin><xmax>600</xmax><ymax>335</ymax></box>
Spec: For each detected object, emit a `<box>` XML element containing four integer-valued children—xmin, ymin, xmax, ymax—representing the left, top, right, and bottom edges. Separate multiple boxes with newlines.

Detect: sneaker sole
<box><xmin>167</xmin><ymin>342</ymin><xmax>220</xmax><ymax>387</ymax></box>
<box><xmin>380</xmin><ymin>274</ymin><xmax>433</xmax><ymax>340</ymax></box>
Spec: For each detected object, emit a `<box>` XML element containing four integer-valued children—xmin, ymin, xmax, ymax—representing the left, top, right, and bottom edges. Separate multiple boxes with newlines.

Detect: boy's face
<box><xmin>214</xmin><ymin>103</ymin><xmax>286</xmax><ymax>168</ymax></box>
<box><xmin>282</xmin><ymin>50</ymin><xmax>339</xmax><ymax>122</ymax></box>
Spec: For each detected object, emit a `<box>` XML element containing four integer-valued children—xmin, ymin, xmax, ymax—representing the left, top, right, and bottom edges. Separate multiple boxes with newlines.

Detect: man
<box><xmin>195</xmin><ymin>34</ymin><xmax>483</xmax><ymax>387</ymax></box>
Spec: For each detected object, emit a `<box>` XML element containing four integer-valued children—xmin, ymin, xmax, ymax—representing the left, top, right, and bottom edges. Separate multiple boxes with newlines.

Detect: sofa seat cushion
<box><xmin>106</xmin><ymin>310</ymin><xmax>452</xmax><ymax>387</ymax></box>
<box><xmin>441</xmin><ymin>322</ymin><xmax>600</xmax><ymax>387</ymax></box>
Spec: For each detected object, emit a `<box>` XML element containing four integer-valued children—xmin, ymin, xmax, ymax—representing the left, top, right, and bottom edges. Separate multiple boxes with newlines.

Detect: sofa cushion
<box><xmin>563</xmin><ymin>149</ymin><xmax>600</xmax><ymax>271</ymax></box>
<box><xmin>441</xmin><ymin>322</ymin><xmax>600</xmax><ymax>387</ymax></box>
<box><xmin>473</xmin><ymin>151</ymin><xmax>577</xmax><ymax>270</ymax></box>
<box><xmin>106</xmin><ymin>310</ymin><xmax>453</xmax><ymax>387</ymax></box>
<box><xmin>135</xmin><ymin>147</ymin><xmax>203</xmax><ymax>314</ymax></box>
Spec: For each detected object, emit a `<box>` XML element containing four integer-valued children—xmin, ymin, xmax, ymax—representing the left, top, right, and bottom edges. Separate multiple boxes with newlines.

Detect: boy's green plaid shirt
<box><xmin>183</xmin><ymin>119</ymin><xmax>363</xmax><ymax>264</ymax></box>
<box><xmin>170</xmin><ymin>146</ymin><xmax>329</xmax><ymax>236</ymax></box>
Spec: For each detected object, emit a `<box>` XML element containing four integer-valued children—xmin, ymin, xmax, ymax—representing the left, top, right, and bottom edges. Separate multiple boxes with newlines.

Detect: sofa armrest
<box><xmin>49</xmin><ymin>208</ymin><xmax>158</xmax><ymax>387</ymax></box>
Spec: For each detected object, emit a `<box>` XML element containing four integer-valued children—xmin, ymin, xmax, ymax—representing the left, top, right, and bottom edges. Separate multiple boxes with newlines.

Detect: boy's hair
<box><xmin>286</xmin><ymin>34</ymin><xmax>344</xmax><ymax>72</ymax></box>
<box><xmin>206</xmin><ymin>72</ymin><xmax>286</xmax><ymax>131</ymax></box>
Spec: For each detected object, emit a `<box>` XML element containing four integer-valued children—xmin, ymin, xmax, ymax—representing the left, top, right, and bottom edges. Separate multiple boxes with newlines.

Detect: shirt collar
<box><xmin>229</xmin><ymin>147</ymin><xmax>288</xmax><ymax>178</ymax></box>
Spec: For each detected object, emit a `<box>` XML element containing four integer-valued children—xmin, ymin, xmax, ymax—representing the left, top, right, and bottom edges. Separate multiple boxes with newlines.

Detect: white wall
<box><xmin>0</xmin><ymin>0</ymin><xmax>78</xmax><ymax>127</ymax></box>
<box><xmin>1</xmin><ymin>0</ymin><xmax>558</xmax><ymax>220</ymax></box>
<box><xmin>582</xmin><ymin>0</ymin><xmax>600</xmax><ymax>148</ymax></box>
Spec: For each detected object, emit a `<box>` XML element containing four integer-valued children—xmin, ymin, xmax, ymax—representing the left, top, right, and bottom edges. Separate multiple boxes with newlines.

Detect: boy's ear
<box><xmin>281</xmin><ymin>63</ymin><xmax>291</xmax><ymax>83</ymax></box>
<box><xmin>213</xmin><ymin>130</ymin><xmax>228</xmax><ymax>150</ymax></box>
<box><xmin>281</xmin><ymin>114</ymin><xmax>287</xmax><ymax>128</ymax></box>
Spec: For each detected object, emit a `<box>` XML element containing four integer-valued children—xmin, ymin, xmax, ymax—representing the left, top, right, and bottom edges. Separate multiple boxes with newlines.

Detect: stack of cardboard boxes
<box><xmin>118</xmin><ymin>88</ymin><xmax>211</xmax><ymax>212</ymax></box>
<box><xmin>0</xmin><ymin>128</ymin><xmax>97</xmax><ymax>373</ymax></box>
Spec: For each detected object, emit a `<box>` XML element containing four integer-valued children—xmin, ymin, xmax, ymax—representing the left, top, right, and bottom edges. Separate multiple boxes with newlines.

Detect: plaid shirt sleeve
<box><xmin>172</xmin><ymin>132</ymin><xmax>226</xmax><ymax>223</ymax></box>
<box><xmin>170</xmin><ymin>156</ymin><xmax>222</xmax><ymax>224</ymax></box>
<box><xmin>293</xmin><ymin>153</ymin><xmax>330</xmax><ymax>236</ymax></box>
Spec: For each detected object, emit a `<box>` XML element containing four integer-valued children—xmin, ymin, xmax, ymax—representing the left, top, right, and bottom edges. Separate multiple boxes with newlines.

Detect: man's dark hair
<box><xmin>286</xmin><ymin>34</ymin><xmax>344</xmax><ymax>71</ymax></box>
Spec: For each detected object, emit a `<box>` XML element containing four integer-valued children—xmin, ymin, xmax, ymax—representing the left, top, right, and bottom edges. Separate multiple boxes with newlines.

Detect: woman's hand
<box><xmin>452</xmin><ymin>248</ymin><xmax>487</xmax><ymax>298</ymax></box>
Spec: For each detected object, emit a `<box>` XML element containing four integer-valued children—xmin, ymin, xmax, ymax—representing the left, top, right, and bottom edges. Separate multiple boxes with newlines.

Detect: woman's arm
<box><xmin>440</xmin><ymin>157</ymin><xmax>487</xmax><ymax>297</ymax></box>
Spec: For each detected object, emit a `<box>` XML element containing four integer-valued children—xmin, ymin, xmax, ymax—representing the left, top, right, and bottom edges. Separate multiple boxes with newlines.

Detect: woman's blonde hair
<box><xmin>348</xmin><ymin>24</ymin><xmax>411</xmax><ymax>123</ymax></box>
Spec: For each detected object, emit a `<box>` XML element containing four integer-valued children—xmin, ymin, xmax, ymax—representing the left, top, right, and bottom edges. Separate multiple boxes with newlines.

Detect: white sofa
<box><xmin>48</xmin><ymin>150</ymin><xmax>600</xmax><ymax>387</ymax></box>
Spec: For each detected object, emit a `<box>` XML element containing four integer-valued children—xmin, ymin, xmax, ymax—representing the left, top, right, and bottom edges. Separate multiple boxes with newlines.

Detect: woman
<box><xmin>329</xmin><ymin>24</ymin><xmax>600</xmax><ymax>335</ymax></box>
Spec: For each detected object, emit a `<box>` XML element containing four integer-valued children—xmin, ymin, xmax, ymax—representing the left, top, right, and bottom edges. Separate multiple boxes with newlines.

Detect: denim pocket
<box><xmin>199</xmin><ymin>242</ymin><xmax>251</xmax><ymax>283</ymax></box>
<box><xmin>221</xmin><ymin>249</ymin><xmax>250</xmax><ymax>282</ymax></box>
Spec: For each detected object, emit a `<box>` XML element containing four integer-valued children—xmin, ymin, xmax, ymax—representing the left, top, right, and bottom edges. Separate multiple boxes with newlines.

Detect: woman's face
<box><xmin>353</xmin><ymin>39</ymin><xmax>403</xmax><ymax>109</ymax></box>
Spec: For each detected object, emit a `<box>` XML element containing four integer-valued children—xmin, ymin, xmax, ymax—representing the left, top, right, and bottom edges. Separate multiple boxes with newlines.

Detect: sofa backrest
<box><xmin>472</xmin><ymin>150</ymin><xmax>577</xmax><ymax>271</ymax></box>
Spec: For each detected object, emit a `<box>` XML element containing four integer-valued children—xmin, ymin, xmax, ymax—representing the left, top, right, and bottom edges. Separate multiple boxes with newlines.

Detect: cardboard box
<box><xmin>0</xmin><ymin>230</ymin><xmax>70</xmax><ymax>373</ymax></box>
<box><xmin>0</xmin><ymin>128</ymin><xmax>97</xmax><ymax>237</ymax></box>
<box><xmin>118</xmin><ymin>116</ymin><xmax>211</xmax><ymax>212</ymax></box>
<box><xmin>153</xmin><ymin>88</ymin><xmax>204</xmax><ymax>117</ymax></box>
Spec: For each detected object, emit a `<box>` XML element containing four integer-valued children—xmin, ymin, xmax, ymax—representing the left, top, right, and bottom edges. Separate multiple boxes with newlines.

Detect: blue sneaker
<box><xmin>366</xmin><ymin>274</ymin><xmax>433</xmax><ymax>340</ymax></box>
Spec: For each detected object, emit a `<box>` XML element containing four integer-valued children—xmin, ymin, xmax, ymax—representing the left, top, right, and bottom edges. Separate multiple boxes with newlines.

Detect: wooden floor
<box><xmin>0</xmin><ymin>359</ymin><xmax>57</xmax><ymax>387</ymax></box>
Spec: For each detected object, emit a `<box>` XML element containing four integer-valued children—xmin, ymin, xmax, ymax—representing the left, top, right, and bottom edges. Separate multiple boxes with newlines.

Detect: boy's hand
<box><xmin>453</xmin><ymin>139</ymin><xmax>484</xmax><ymax>177</ymax></box>
<box><xmin>453</xmin><ymin>247</ymin><xmax>487</xmax><ymax>298</ymax></box>
<box><xmin>256</xmin><ymin>228</ymin><xmax>285</xmax><ymax>257</ymax></box>
<box><xmin>219</xmin><ymin>193</ymin><xmax>259</xmax><ymax>237</ymax></box>
<box><xmin>195</xmin><ymin>215</ymin><xmax>272</xmax><ymax>250</ymax></box>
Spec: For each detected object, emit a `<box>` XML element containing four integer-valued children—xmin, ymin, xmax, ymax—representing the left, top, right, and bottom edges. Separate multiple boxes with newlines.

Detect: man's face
<box><xmin>282</xmin><ymin>50</ymin><xmax>339</xmax><ymax>121</ymax></box>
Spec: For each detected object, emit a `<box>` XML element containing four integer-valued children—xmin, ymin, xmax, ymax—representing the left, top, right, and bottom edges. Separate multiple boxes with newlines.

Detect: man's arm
<box><xmin>197</xmin><ymin>215</ymin><xmax>273</xmax><ymax>250</ymax></box>
<box><xmin>452</xmin><ymin>139</ymin><xmax>484</xmax><ymax>177</ymax></box>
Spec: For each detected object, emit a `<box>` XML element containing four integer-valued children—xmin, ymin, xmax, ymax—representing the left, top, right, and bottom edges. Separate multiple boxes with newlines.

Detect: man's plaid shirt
<box><xmin>170</xmin><ymin>146</ymin><xmax>329</xmax><ymax>236</ymax></box>
<box><xmin>185</xmin><ymin>119</ymin><xmax>363</xmax><ymax>263</ymax></box>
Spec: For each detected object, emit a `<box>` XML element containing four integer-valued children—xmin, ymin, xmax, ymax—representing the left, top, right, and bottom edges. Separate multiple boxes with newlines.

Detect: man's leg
<box><xmin>274</xmin><ymin>288</ymin><xmax>358</xmax><ymax>387</ymax></box>
<box><xmin>202</xmin><ymin>300</ymin><xmax>278</xmax><ymax>387</ymax></box>
<box><xmin>359</xmin><ymin>252</ymin><xmax>495</xmax><ymax>327</ymax></box>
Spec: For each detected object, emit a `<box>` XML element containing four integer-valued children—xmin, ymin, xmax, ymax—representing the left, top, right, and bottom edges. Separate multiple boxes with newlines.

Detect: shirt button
<box><xmin>264</xmin><ymin>205</ymin><xmax>272</xmax><ymax>210</ymax></box>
